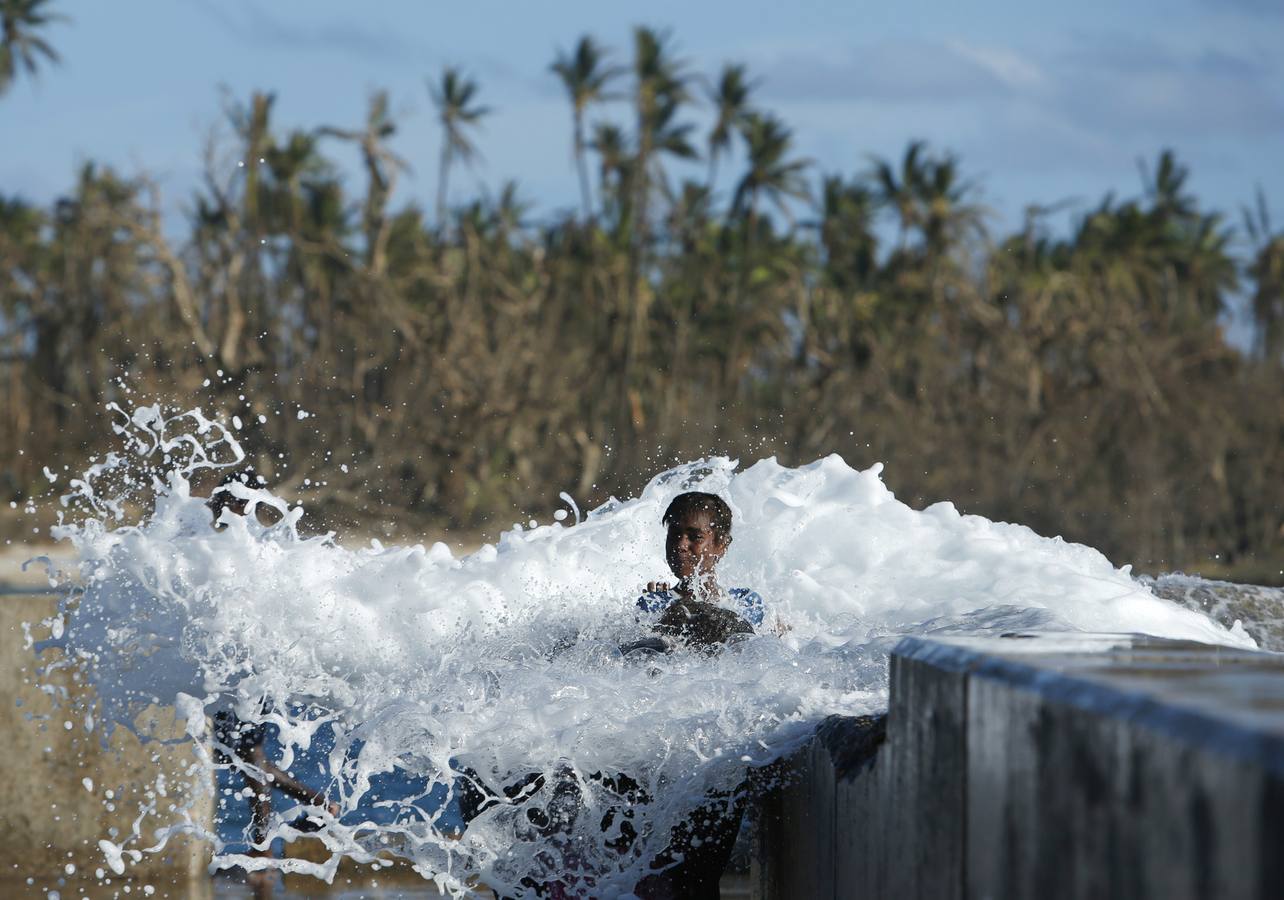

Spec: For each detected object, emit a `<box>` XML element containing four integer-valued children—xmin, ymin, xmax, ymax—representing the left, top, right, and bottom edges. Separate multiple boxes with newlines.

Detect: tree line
<box><xmin>1</xmin><ymin>14</ymin><xmax>1282</xmax><ymax>578</ymax></box>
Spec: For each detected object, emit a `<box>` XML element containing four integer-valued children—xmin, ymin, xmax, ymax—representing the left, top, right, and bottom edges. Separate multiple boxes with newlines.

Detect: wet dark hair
<box><xmin>662</xmin><ymin>491</ymin><xmax>733</xmax><ymax>544</ymax></box>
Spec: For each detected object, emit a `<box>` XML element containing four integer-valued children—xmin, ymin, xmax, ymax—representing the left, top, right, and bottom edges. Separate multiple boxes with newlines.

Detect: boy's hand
<box><xmin>645</xmin><ymin>581</ymin><xmax>671</xmax><ymax>593</ymax></box>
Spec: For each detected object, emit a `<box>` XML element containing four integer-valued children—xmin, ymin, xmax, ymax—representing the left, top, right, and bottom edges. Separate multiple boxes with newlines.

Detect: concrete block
<box><xmin>753</xmin><ymin>632</ymin><xmax>1284</xmax><ymax>900</ymax></box>
<box><xmin>964</xmin><ymin>642</ymin><xmax>1284</xmax><ymax>900</ymax></box>
<box><xmin>752</xmin><ymin>715</ymin><xmax>886</xmax><ymax>900</ymax></box>
<box><xmin>884</xmin><ymin>648</ymin><xmax>969</xmax><ymax>900</ymax></box>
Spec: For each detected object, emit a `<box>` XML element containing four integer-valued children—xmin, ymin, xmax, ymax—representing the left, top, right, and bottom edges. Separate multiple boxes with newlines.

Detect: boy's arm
<box><xmin>247</xmin><ymin>744</ymin><xmax>340</xmax><ymax>814</ymax></box>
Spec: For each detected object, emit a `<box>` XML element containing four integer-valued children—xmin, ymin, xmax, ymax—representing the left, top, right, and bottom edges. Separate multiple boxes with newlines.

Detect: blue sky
<box><xmin>2</xmin><ymin>0</ymin><xmax>1282</xmax><ymax>241</ymax></box>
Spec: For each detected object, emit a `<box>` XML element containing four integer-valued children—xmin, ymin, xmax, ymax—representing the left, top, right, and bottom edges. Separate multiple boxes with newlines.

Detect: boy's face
<box><xmin>665</xmin><ymin>510</ymin><xmax>728</xmax><ymax>581</ymax></box>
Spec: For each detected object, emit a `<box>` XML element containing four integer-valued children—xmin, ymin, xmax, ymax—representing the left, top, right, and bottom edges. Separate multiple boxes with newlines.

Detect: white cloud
<box><xmin>749</xmin><ymin>34</ymin><xmax>1281</xmax><ymax>139</ymax></box>
<box><xmin>752</xmin><ymin>39</ymin><xmax>1017</xmax><ymax>103</ymax></box>
<box><xmin>947</xmin><ymin>41</ymin><xmax>1045</xmax><ymax>90</ymax></box>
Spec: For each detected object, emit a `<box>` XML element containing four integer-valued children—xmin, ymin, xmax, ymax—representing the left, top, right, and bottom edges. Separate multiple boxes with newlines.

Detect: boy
<box><xmin>463</xmin><ymin>492</ymin><xmax>769</xmax><ymax>897</ymax></box>
<box><xmin>630</xmin><ymin>491</ymin><xmax>765</xmax><ymax>899</ymax></box>
<box><xmin>635</xmin><ymin>491</ymin><xmax>763</xmax><ymax>650</ymax></box>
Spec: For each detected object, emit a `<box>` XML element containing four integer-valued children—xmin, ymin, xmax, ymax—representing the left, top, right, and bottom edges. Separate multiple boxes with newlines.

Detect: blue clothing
<box><xmin>637</xmin><ymin>587</ymin><xmax>765</xmax><ymax>628</ymax></box>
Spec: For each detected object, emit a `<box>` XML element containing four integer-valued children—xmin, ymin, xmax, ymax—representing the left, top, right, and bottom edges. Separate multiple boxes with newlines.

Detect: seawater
<box><xmin>26</xmin><ymin>404</ymin><xmax>1255</xmax><ymax>898</ymax></box>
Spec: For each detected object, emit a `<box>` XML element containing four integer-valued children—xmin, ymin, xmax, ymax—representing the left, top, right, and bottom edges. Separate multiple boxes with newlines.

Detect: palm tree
<box><xmin>428</xmin><ymin>67</ymin><xmax>490</xmax><ymax>226</ymax></box>
<box><xmin>263</xmin><ymin>129</ymin><xmax>322</xmax><ymax>234</ymax></box>
<box><xmin>550</xmin><ymin>36</ymin><xmax>620</xmax><ymax>222</ymax></box>
<box><xmin>0</xmin><ymin>0</ymin><xmax>62</xmax><ymax>95</ymax></box>
<box><xmin>0</xmin><ymin>193</ymin><xmax>44</xmax><ymax>329</ymax></box>
<box><xmin>815</xmin><ymin>175</ymin><xmax>878</xmax><ymax>290</ymax></box>
<box><xmin>1178</xmin><ymin>211</ymin><xmax>1237</xmax><ymax>320</ymax></box>
<box><xmin>731</xmin><ymin>112</ymin><xmax>810</xmax><ymax>225</ymax></box>
<box><xmin>706</xmin><ymin>63</ymin><xmax>755</xmax><ymax>193</ymax></box>
<box><xmin>1251</xmin><ymin>238</ymin><xmax>1284</xmax><ymax>362</ymax></box>
<box><xmin>868</xmin><ymin>141</ymin><xmax>983</xmax><ymax>257</ymax></box>
<box><xmin>648</xmin><ymin>94</ymin><xmax>699</xmax><ymax>182</ymax></box>
<box><xmin>631</xmin><ymin>27</ymin><xmax>691</xmax><ymax>244</ymax></box>
<box><xmin>666</xmin><ymin>179</ymin><xmax>714</xmax><ymax>247</ymax></box>
<box><xmin>591</xmin><ymin>122</ymin><xmax>628</xmax><ymax>190</ymax></box>
<box><xmin>460</xmin><ymin>179</ymin><xmax>530</xmax><ymax>246</ymax></box>
<box><xmin>226</xmin><ymin>90</ymin><xmax>276</xmax><ymax>229</ymax></box>
<box><xmin>622</xmin><ymin>27</ymin><xmax>693</xmax><ymax>389</ymax></box>
<box><xmin>916</xmin><ymin>150</ymin><xmax>985</xmax><ymax>258</ymax></box>
<box><xmin>869</xmin><ymin>140</ymin><xmax>928</xmax><ymax>249</ymax></box>
<box><xmin>1140</xmin><ymin>149</ymin><xmax>1197</xmax><ymax>224</ymax></box>
<box><xmin>319</xmin><ymin>91</ymin><xmax>407</xmax><ymax>274</ymax></box>
<box><xmin>1244</xmin><ymin>189</ymin><xmax>1284</xmax><ymax>360</ymax></box>
<box><xmin>590</xmin><ymin>122</ymin><xmax>632</xmax><ymax>232</ymax></box>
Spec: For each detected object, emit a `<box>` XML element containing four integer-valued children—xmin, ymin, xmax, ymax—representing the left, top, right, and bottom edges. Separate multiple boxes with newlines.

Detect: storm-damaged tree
<box><xmin>428</xmin><ymin>67</ymin><xmax>490</xmax><ymax>228</ymax></box>
<box><xmin>2</xmin><ymin>31</ymin><xmax>1282</xmax><ymax>582</ymax></box>
<box><xmin>319</xmin><ymin>90</ymin><xmax>407</xmax><ymax>277</ymax></box>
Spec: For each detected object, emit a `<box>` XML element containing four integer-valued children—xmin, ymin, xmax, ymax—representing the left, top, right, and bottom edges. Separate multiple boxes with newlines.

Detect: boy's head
<box><xmin>662</xmin><ymin>492</ymin><xmax>733</xmax><ymax>581</ymax></box>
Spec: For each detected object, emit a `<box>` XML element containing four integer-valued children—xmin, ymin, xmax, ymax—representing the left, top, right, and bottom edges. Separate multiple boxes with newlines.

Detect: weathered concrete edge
<box><xmin>814</xmin><ymin>713</ymin><xmax>887</xmax><ymax>781</ymax></box>
<box><xmin>894</xmin><ymin>634</ymin><xmax>1284</xmax><ymax>777</ymax></box>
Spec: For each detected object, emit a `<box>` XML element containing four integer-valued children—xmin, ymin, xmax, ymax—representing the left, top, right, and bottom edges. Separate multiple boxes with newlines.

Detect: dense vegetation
<box><xmin>2</xmin><ymin>14</ymin><xmax>1281</xmax><ymax>576</ymax></box>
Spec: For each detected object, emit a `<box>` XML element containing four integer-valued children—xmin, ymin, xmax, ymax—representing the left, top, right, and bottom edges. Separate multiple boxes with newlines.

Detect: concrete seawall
<box><xmin>0</xmin><ymin>593</ymin><xmax>214</xmax><ymax>896</ymax></box>
<box><xmin>752</xmin><ymin>633</ymin><xmax>1284</xmax><ymax>900</ymax></box>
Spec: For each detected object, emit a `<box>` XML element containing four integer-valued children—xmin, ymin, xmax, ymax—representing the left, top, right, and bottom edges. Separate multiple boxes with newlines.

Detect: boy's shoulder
<box><xmin>728</xmin><ymin>587</ymin><xmax>764</xmax><ymax>625</ymax></box>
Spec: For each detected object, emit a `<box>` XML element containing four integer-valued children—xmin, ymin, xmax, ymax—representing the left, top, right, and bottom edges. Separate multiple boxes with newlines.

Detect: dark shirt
<box><xmin>637</xmin><ymin>587</ymin><xmax>765</xmax><ymax>627</ymax></box>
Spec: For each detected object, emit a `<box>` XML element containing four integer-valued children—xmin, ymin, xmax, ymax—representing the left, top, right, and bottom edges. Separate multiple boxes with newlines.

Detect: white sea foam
<box><xmin>31</xmin><ymin>404</ymin><xmax>1254</xmax><ymax>897</ymax></box>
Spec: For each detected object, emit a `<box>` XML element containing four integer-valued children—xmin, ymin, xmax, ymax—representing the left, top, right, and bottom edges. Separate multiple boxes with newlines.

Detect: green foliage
<box><xmin>1</xmin><ymin>30</ymin><xmax>1281</xmax><ymax>579</ymax></box>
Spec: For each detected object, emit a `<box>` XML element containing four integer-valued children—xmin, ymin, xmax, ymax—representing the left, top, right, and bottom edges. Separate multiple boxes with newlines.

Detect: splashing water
<box><xmin>27</xmin><ymin>403</ymin><xmax>1254</xmax><ymax>897</ymax></box>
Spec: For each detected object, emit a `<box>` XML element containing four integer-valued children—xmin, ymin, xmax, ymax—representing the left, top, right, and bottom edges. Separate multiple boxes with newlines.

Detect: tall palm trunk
<box><xmin>726</xmin><ymin>195</ymin><xmax>759</xmax><ymax>393</ymax></box>
<box><xmin>573</xmin><ymin>110</ymin><xmax>594</xmax><ymax>222</ymax></box>
<box><xmin>436</xmin><ymin>141</ymin><xmax>452</xmax><ymax>227</ymax></box>
<box><xmin>364</xmin><ymin>161</ymin><xmax>391</xmax><ymax>277</ymax></box>
<box><xmin>625</xmin><ymin>91</ymin><xmax>654</xmax><ymax>395</ymax></box>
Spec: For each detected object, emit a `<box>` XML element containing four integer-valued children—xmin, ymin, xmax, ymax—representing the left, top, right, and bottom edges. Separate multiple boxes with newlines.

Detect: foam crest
<box><xmin>32</xmin><ymin>406</ymin><xmax>1254</xmax><ymax>896</ymax></box>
